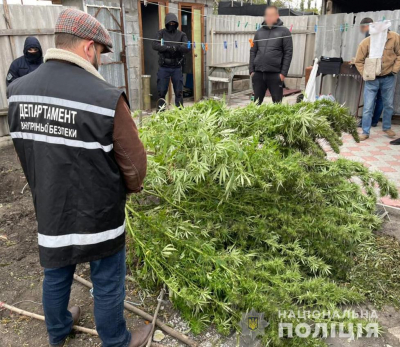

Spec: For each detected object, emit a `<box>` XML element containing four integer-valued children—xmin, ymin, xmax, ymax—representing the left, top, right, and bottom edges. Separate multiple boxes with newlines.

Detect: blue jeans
<box><xmin>43</xmin><ymin>247</ymin><xmax>131</xmax><ymax>347</ymax></box>
<box><xmin>362</xmin><ymin>75</ymin><xmax>396</xmax><ymax>135</ymax></box>
<box><xmin>372</xmin><ymin>90</ymin><xmax>384</xmax><ymax>125</ymax></box>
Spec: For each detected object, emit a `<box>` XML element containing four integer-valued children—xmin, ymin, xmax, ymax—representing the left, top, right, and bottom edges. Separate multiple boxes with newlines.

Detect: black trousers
<box><xmin>157</xmin><ymin>66</ymin><xmax>183</xmax><ymax>110</ymax></box>
<box><xmin>252</xmin><ymin>71</ymin><xmax>283</xmax><ymax>104</ymax></box>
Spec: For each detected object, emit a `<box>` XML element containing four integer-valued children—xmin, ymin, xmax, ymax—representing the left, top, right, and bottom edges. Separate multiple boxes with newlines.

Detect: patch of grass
<box><xmin>350</xmin><ymin>235</ymin><xmax>400</xmax><ymax>309</ymax></box>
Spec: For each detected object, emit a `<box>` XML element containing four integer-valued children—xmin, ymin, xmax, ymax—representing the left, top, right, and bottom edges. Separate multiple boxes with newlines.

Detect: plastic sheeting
<box><xmin>304</xmin><ymin>58</ymin><xmax>319</xmax><ymax>102</ymax></box>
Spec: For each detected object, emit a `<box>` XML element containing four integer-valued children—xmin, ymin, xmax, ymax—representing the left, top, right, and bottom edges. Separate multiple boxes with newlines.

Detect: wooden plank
<box><xmin>193</xmin><ymin>7</ymin><xmax>203</xmax><ymax>102</ymax></box>
<box><xmin>3</xmin><ymin>0</ymin><xmax>16</xmax><ymax>59</ymax></box>
<box><xmin>209</xmin><ymin>62</ymin><xmax>248</xmax><ymax>68</ymax></box>
<box><xmin>0</xmin><ymin>28</ymin><xmax>55</xmax><ymax>36</ymax></box>
<box><xmin>208</xmin><ymin>76</ymin><xmax>230</xmax><ymax>83</ymax></box>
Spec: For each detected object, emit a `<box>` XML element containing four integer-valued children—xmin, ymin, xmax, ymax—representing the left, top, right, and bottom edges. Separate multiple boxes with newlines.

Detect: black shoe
<box><xmin>128</xmin><ymin>324</ymin><xmax>153</xmax><ymax>347</ymax></box>
<box><xmin>390</xmin><ymin>138</ymin><xmax>400</xmax><ymax>145</ymax></box>
<box><xmin>372</xmin><ymin>123</ymin><xmax>378</xmax><ymax>127</ymax></box>
<box><xmin>49</xmin><ymin>307</ymin><xmax>81</xmax><ymax>347</ymax></box>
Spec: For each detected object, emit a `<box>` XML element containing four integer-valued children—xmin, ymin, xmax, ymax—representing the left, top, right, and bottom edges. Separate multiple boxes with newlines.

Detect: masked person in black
<box><xmin>6</xmin><ymin>36</ymin><xmax>43</xmax><ymax>86</ymax></box>
<box><xmin>152</xmin><ymin>13</ymin><xmax>190</xmax><ymax>111</ymax></box>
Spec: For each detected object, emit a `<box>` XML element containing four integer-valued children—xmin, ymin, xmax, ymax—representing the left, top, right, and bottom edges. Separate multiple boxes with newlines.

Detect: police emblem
<box><xmin>248</xmin><ymin>317</ymin><xmax>258</xmax><ymax>331</ymax></box>
<box><xmin>7</xmin><ymin>73</ymin><xmax>13</xmax><ymax>81</ymax></box>
<box><xmin>239</xmin><ymin>308</ymin><xmax>269</xmax><ymax>341</ymax></box>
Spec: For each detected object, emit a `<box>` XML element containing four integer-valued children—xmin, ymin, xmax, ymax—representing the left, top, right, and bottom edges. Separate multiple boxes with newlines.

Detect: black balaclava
<box><xmin>165</xmin><ymin>13</ymin><xmax>179</xmax><ymax>33</ymax></box>
<box><xmin>23</xmin><ymin>36</ymin><xmax>43</xmax><ymax>64</ymax></box>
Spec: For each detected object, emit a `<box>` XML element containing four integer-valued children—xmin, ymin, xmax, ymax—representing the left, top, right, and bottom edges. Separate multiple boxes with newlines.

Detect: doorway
<box><xmin>138</xmin><ymin>0</ymin><xmax>168</xmax><ymax>108</ymax></box>
<box><xmin>179</xmin><ymin>4</ymin><xmax>204</xmax><ymax>102</ymax></box>
<box><xmin>181</xmin><ymin>8</ymin><xmax>193</xmax><ymax>100</ymax></box>
<box><xmin>138</xmin><ymin>1</ymin><xmax>204</xmax><ymax>108</ymax></box>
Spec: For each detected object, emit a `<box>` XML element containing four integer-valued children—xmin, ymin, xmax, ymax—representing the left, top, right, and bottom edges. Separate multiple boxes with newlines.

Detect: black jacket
<box><xmin>249</xmin><ymin>19</ymin><xmax>293</xmax><ymax>76</ymax></box>
<box><xmin>152</xmin><ymin>13</ymin><xmax>191</xmax><ymax>67</ymax></box>
<box><xmin>6</xmin><ymin>36</ymin><xmax>43</xmax><ymax>86</ymax></box>
<box><xmin>7</xmin><ymin>60</ymin><xmax>127</xmax><ymax>268</ymax></box>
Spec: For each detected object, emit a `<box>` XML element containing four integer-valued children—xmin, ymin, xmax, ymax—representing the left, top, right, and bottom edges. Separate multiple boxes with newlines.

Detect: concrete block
<box><xmin>128</xmin><ymin>56</ymin><xmax>141</xmax><ymax>69</ymax></box>
<box><xmin>0</xmin><ymin>136</ymin><xmax>13</xmax><ymax>149</ymax></box>
<box><xmin>129</xmin><ymin>67</ymin><xmax>140</xmax><ymax>81</ymax></box>
<box><xmin>126</xmin><ymin>45</ymin><xmax>140</xmax><ymax>59</ymax></box>
<box><xmin>233</xmin><ymin>78</ymin><xmax>250</xmax><ymax>91</ymax></box>
<box><xmin>123</xmin><ymin>0</ymin><xmax>137</xmax><ymax>11</ymax></box>
<box><xmin>125</xmin><ymin>14</ymin><xmax>139</xmax><ymax>23</ymax></box>
<box><xmin>0</xmin><ymin>115</ymin><xmax>10</xmax><ymax>137</ymax></box>
<box><xmin>126</xmin><ymin>21</ymin><xmax>139</xmax><ymax>35</ymax></box>
<box><xmin>285</xmin><ymin>78</ymin><xmax>302</xmax><ymax>90</ymax></box>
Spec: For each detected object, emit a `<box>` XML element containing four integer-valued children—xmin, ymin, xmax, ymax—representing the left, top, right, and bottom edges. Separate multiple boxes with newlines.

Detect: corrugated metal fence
<box><xmin>315</xmin><ymin>10</ymin><xmax>400</xmax><ymax>115</ymax></box>
<box><xmin>206</xmin><ymin>15</ymin><xmax>317</xmax><ymax>81</ymax></box>
<box><xmin>86</xmin><ymin>0</ymin><xmax>129</xmax><ymax>99</ymax></box>
<box><xmin>0</xmin><ymin>5</ymin><xmax>63</xmax><ymax>136</ymax></box>
<box><xmin>0</xmin><ymin>3</ymin><xmax>129</xmax><ymax>137</ymax></box>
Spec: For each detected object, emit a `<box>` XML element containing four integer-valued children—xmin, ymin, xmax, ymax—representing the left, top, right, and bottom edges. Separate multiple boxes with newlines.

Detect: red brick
<box><xmin>377</xmin><ymin>167</ymin><xmax>397</xmax><ymax>172</ymax></box>
<box><xmin>380</xmin><ymin>197</ymin><xmax>400</xmax><ymax>208</ymax></box>
<box><xmin>369</xmin><ymin>150</ymin><xmax>383</xmax><ymax>156</ymax></box>
<box><xmin>340</xmin><ymin>152</ymin><xmax>355</xmax><ymax>157</ymax></box>
<box><xmin>376</xmin><ymin>146</ymin><xmax>393</xmax><ymax>151</ymax></box>
<box><xmin>345</xmin><ymin>147</ymin><xmax>362</xmax><ymax>152</ymax></box>
<box><xmin>386</xmin><ymin>161</ymin><xmax>400</xmax><ymax>166</ymax></box>
<box><xmin>360</xmin><ymin>156</ymin><xmax>379</xmax><ymax>161</ymax></box>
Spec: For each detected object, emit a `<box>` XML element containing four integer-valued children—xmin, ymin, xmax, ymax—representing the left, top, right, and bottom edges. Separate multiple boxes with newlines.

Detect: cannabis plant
<box><xmin>126</xmin><ymin>100</ymin><xmax>397</xmax><ymax>346</ymax></box>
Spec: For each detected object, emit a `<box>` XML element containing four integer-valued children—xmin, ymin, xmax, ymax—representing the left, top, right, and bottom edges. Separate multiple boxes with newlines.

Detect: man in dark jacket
<box><xmin>152</xmin><ymin>13</ymin><xmax>190</xmax><ymax>111</ymax></box>
<box><xmin>7</xmin><ymin>9</ymin><xmax>151</xmax><ymax>347</ymax></box>
<box><xmin>249</xmin><ymin>6</ymin><xmax>293</xmax><ymax>104</ymax></box>
<box><xmin>6</xmin><ymin>36</ymin><xmax>43</xmax><ymax>86</ymax></box>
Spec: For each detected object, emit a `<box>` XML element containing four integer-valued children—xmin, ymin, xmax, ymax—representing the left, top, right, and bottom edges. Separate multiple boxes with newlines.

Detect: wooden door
<box><xmin>192</xmin><ymin>7</ymin><xmax>203</xmax><ymax>102</ymax></box>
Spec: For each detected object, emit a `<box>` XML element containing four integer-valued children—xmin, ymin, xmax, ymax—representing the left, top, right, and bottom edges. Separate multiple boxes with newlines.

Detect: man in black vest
<box><xmin>152</xmin><ymin>13</ymin><xmax>191</xmax><ymax>111</ymax></box>
<box><xmin>6</xmin><ymin>36</ymin><xmax>43</xmax><ymax>86</ymax></box>
<box><xmin>7</xmin><ymin>9</ymin><xmax>150</xmax><ymax>347</ymax></box>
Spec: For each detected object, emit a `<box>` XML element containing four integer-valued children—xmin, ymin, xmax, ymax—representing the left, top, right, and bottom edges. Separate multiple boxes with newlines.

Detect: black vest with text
<box><xmin>7</xmin><ymin>60</ymin><xmax>127</xmax><ymax>268</ymax></box>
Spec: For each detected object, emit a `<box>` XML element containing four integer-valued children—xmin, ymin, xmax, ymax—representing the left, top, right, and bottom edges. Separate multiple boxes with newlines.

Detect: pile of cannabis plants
<box><xmin>126</xmin><ymin>100</ymin><xmax>398</xmax><ymax>346</ymax></box>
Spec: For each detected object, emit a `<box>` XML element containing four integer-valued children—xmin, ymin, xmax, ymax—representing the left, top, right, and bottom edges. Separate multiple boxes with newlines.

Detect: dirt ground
<box><xmin>1</xmin><ymin>143</ymin><xmax>400</xmax><ymax>347</ymax></box>
<box><xmin>0</xmin><ymin>145</ymin><xmax>198</xmax><ymax>347</ymax></box>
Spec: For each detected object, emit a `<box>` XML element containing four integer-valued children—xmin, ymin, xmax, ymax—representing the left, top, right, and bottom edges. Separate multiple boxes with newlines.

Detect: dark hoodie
<box><xmin>6</xmin><ymin>36</ymin><xmax>43</xmax><ymax>86</ymax></box>
<box><xmin>249</xmin><ymin>18</ymin><xmax>293</xmax><ymax>76</ymax></box>
<box><xmin>152</xmin><ymin>13</ymin><xmax>191</xmax><ymax>67</ymax></box>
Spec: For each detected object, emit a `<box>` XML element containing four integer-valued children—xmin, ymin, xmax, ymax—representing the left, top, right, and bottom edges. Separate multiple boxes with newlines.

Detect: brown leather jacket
<box><xmin>355</xmin><ymin>31</ymin><xmax>400</xmax><ymax>76</ymax></box>
<box><xmin>113</xmin><ymin>97</ymin><xmax>147</xmax><ymax>193</ymax></box>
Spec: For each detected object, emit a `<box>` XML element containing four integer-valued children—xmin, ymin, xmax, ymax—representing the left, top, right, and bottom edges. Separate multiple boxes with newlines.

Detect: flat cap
<box><xmin>55</xmin><ymin>8</ymin><xmax>113</xmax><ymax>53</ymax></box>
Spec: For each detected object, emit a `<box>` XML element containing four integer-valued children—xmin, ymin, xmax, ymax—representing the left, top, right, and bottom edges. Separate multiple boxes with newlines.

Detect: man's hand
<box><xmin>250</xmin><ymin>72</ymin><xmax>255</xmax><ymax>77</ymax></box>
<box><xmin>167</xmin><ymin>46</ymin><xmax>176</xmax><ymax>53</ymax></box>
<box><xmin>280</xmin><ymin>74</ymin><xmax>285</xmax><ymax>81</ymax></box>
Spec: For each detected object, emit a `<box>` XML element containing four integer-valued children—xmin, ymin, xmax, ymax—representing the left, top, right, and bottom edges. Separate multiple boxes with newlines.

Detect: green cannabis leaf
<box><xmin>126</xmin><ymin>100</ymin><xmax>397</xmax><ymax>346</ymax></box>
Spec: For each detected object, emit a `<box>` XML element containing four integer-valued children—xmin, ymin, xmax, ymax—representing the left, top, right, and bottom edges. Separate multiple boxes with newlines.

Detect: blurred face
<box><xmin>360</xmin><ymin>23</ymin><xmax>370</xmax><ymax>34</ymax></box>
<box><xmin>265</xmin><ymin>8</ymin><xmax>279</xmax><ymax>26</ymax></box>
<box><xmin>27</xmin><ymin>48</ymin><xmax>39</xmax><ymax>53</ymax></box>
<box><xmin>168</xmin><ymin>21</ymin><xmax>177</xmax><ymax>27</ymax></box>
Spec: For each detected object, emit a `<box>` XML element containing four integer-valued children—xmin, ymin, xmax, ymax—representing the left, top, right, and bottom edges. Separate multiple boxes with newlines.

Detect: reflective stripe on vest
<box><xmin>38</xmin><ymin>221</ymin><xmax>126</xmax><ymax>248</ymax></box>
<box><xmin>10</xmin><ymin>131</ymin><xmax>113</xmax><ymax>152</ymax></box>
